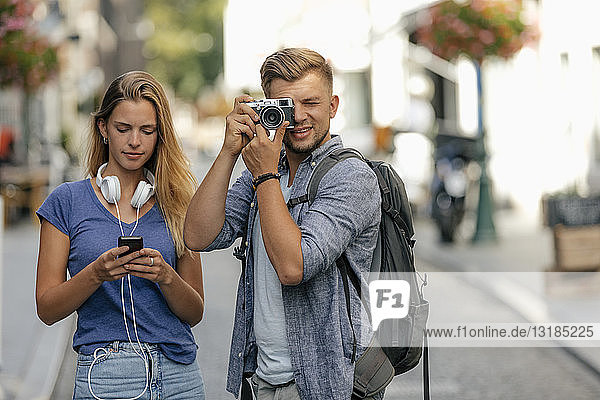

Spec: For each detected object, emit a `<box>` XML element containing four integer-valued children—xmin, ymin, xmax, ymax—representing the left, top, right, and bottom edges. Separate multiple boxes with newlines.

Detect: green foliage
<box><xmin>143</xmin><ymin>0</ymin><xmax>226</xmax><ymax>101</ymax></box>
<box><xmin>0</xmin><ymin>0</ymin><xmax>59</xmax><ymax>92</ymax></box>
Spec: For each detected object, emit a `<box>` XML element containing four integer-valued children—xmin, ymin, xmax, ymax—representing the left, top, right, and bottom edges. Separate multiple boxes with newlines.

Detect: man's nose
<box><xmin>294</xmin><ymin>104</ymin><xmax>307</xmax><ymax>123</ymax></box>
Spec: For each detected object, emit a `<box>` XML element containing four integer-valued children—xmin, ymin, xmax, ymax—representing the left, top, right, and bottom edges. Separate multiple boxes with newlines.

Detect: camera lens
<box><xmin>260</xmin><ymin>106</ymin><xmax>284</xmax><ymax>129</ymax></box>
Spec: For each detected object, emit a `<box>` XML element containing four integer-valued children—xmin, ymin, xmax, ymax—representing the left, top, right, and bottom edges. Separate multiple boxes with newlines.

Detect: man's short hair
<box><xmin>260</xmin><ymin>48</ymin><xmax>333</xmax><ymax>97</ymax></box>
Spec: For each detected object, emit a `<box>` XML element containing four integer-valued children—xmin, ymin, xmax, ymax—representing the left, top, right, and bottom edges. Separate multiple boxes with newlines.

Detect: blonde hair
<box><xmin>86</xmin><ymin>71</ymin><xmax>197</xmax><ymax>257</ymax></box>
<box><xmin>260</xmin><ymin>48</ymin><xmax>333</xmax><ymax>97</ymax></box>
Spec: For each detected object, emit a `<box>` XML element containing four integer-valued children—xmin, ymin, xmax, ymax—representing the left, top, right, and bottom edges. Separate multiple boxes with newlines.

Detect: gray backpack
<box><xmin>287</xmin><ymin>148</ymin><xmax>430</xmax><ymax>399</ymax></box>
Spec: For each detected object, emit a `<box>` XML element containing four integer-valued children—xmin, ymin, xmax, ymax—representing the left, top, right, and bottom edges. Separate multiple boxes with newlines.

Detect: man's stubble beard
<box><xmin>283</xmin><ymin>128</ymin><xmax>329</xmax><ymax>156</ymax></box>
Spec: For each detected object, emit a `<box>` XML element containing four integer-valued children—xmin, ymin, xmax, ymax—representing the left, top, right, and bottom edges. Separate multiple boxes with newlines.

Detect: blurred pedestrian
<box><xmin>0</xmin><ymin>125</ymin><xmax>15</xmax><ymax>164</ymax></box>
<box><xmin>36</xmin><ymin>71</ymin><xmax>205</xmax><ymax>400</ymax></box>
<box><xmin>184</xmin><ymin>48</ymin><xmax>381</xmax><ymax>400</ymax></box>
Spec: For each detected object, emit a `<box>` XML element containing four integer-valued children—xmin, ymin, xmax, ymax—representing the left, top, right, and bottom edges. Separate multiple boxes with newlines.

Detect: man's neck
<box><xmin>286</xmin><ymin>151</ymin><xmax>307</xmax><ymax>187</ymax></box>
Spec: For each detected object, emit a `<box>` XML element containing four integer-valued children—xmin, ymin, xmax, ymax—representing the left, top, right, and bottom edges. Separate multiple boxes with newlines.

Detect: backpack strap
<box><xmin>241</xmin><ymin>376</ymin><xmax>254</xmax><ymax>400</ymax></box>
<box><xmin>423</xmin><ymin>333</ymin><xmax>430</xmax><ymax>400</ymax></box>
<box><xmin>369</xmin><ymin>161</ymin><xmax>416</xmax><ymax>247</ymax></box>
<box><xmin>235</xmin><ymin>232</ymin><xmax>252</xmax><ymax>400</ymax></box>
<box><xmin>287</xmin><ymin>148</ymin><xmax>365</xmax><ymax>208</ymax></box>
<box><xmin>337</xmin><ymin>254</ymin><xmax>362</xmax><ymax>297</ymax></box>
<box><xmin>337</xmin><ymin>256</ymin><xmax>358</xmax><ymax>363</ymax></box>
<box><xmin>287</xmin><ymin>148</ymin><xmax>415</xmax><ymax>248</ymax></box>
<box><xmin>233</xmin><ymin>231</ymin><xmax>248</xmax><ymax>262</ymax></box>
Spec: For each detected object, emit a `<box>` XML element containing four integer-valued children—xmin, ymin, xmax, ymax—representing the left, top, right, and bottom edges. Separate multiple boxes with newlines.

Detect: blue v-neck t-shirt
<box><xmin>36</xmin><ymin>179</ymin><xmax>197</xmax><ymax>364</ymax></box>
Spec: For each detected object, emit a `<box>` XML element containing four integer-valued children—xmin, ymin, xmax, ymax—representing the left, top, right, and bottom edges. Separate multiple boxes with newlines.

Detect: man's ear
<box><xmin>329</xmin><ymin>95</ymin><xmax>340</xmax><ymax>118</ymax></box>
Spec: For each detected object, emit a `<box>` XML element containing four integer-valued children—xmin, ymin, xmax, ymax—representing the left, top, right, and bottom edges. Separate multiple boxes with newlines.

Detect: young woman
<box><xmin>36</xmin><ymin>71</ymin><xmax>205</xmax><ymax>399</ymax></box>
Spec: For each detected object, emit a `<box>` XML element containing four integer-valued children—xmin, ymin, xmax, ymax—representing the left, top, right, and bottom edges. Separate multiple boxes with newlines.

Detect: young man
<box><xmin>184</xmin><ymin>48</ymin><xmax>381</xmax><ymax>399</ymax></box>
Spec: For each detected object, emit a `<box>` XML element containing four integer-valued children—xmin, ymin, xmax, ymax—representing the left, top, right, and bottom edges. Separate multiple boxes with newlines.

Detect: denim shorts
<box><xmin>73</xmin><ymin>341</ymin><xmax>205</xmax><ymax>400</ymax></box>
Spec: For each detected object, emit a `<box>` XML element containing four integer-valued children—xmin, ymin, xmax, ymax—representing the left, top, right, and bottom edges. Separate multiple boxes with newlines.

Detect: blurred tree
<box><xmin>1</xmin><ymin>0</ymin><xmax>59</xmax><ymax>165</ymax></box>
<box><xmin>143</xmin><ymin>0</ymin><xmax>226</xmax><ymax>101</ymax></box>
<box><xmin>0</xmin><ymin>0</ymin><xmax>58</xmax><ymax>92</ymax></box>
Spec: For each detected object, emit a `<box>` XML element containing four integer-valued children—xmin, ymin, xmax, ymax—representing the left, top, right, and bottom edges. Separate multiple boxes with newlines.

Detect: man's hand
<box><xmin>223</xmin><ymin>95</ymin><xmax>260</xmax><ymax>158</ymax></box>
<box><xmin>241</xmin><ymin>121</ymin><xmax>288</xmax><ymax>177</ymax></box>
<box><xmin>185</xmin><ymin>94</ymin><xmax>261</xmax><ymax>251</ymax></box>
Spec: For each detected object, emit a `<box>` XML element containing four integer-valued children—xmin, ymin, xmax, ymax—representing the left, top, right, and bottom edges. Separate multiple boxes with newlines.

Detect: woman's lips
<box><xmin>124</xmin><ymin>152</ymin><xmax>144</xmax><ymax>160</ymax></box>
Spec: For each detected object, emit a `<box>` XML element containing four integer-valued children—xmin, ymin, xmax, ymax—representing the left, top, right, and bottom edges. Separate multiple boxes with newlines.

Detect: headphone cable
<box><xmin>87</xmin><ymin>201</ymin><xmax>152</xmax><ymax>400</ymax></box>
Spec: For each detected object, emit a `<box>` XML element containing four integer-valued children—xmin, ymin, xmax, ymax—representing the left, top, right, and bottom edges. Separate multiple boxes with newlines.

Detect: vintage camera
<box><xmin>246</xmin><ymin>98</ymin><xmax>295</xmax><ymax>130</ymax></box>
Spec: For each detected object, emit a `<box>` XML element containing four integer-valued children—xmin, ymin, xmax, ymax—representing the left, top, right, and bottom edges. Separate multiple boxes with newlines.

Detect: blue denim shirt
<box><xmin>203</xmin><ymin>136</ymin><xmax>381</xmax><ymax>399</ymax></box>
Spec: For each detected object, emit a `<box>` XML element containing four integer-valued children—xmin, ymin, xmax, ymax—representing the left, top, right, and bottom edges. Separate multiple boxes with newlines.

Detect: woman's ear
<box><xmin>97</xmin><ymin>119</ymin><xmax>107</xmax><ymax>138</ymax></box>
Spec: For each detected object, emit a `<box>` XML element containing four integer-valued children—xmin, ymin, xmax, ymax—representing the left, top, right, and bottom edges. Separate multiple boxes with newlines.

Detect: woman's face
<box><xmin>98</xmin><ymin>99</ymin><xmax>158</xmax><ymax>173</ymax></box>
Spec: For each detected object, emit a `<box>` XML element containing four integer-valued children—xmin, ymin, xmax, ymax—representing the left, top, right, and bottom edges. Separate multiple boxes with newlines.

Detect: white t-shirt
<box><xmin>253</xmin><ymin>172</ymin><xmax>295</xmax><ymax>385</ymax></box>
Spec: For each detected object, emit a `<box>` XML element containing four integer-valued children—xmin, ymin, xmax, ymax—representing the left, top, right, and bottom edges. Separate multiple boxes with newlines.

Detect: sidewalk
<box><xmin>414</xmin><ymin>209</ymin><xmax>600</xmax><ymax>375</ymax></box>
<box><xmin>0</xmin><ymin>221</ymin><xmax>73</xmax><ymax>400</ymax></box>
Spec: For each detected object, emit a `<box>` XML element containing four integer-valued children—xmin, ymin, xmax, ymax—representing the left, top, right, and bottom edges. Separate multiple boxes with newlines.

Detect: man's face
<box><xmin>268</xmin><ymin>72</ymin><xmax>339</xmax><ymax>156</ymax></box>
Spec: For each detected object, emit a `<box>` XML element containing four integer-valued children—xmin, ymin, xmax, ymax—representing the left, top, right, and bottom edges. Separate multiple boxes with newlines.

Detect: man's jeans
<box><xmin>249</xmin><ymin>374</ymin><xmax>380</xmax><ymax>400</ymax></box>
<box><xmin>250</xmin><ymin>374</ymin><xmax>301</xmax><ymax>400</ymax></box>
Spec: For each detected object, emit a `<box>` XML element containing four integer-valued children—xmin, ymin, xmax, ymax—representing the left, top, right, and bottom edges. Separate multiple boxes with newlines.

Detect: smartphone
<box><xmin>118</xmin><ymin>236</ymin><xmax>143</xmax><ymax>257</ymax></box>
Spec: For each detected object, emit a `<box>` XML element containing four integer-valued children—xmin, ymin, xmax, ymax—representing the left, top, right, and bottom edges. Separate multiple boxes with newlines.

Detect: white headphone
<box><xmin>90</xmin><ymin>162</ymin><xmax>157</xmax><ymax>400</ymax></box>
<box><xmin>96</xmin><ymin>163</ymin><xmax>155</xmax><ymax>209</ymax></box>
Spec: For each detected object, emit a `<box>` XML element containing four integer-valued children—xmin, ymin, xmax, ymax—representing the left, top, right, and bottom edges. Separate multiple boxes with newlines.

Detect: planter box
<box><xmin>553</xmin><ymin>224</ymin><xmax>600</xmax><ymax>271</ymax></box>
<box><xmin>543</xmin><ymin>195</ymin><xmax>600</xmax><ymax>227</ymax></box>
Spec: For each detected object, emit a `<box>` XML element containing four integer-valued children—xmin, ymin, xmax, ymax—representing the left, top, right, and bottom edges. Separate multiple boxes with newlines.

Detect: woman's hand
<box><xmin>124</xmin><ymin>249</ymin><xmax>174</xmax><ymax>285</ymax></box>
<box><xmin>90</xmin><ymin>246</ymin><xmax>142</xmax><ymax>283</ymax></box>
<box><xmin>123</xmin><ymin>248</ymin><xmax>204</xmax><ymax>326</ymax></box>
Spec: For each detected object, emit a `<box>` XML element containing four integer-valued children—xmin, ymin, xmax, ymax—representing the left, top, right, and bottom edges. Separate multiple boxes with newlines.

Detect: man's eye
<box><xmin>117</xmin><ymin>128</ymin><xmax>128</xmax><ymax>133</ymax></box>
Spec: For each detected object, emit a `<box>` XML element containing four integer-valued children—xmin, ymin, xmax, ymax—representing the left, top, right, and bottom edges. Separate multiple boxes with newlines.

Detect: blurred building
<box><xmin>223</xmin><ymin>0</ymin><xmax>600</xmax><ymax>219</ymax></box>
<box><xmin>421</xmin><ymin>0</ymin><xmax>600</xmax><ymax>214</ymax></box>
<box><xmin>0</xmin><ymin>0</ymin><xmax>147</xmax><ymax>225</ymax></box>
<box><xmin>537</xmin><ymin>0</ymin><xmax>600</xmax><ymax>197</ymax></box>
<box><xmin>224</xmin><ymin>0</ymin><xmax>381</xmax><ymax>154</ymax></box>
<box><xmin>2</xmin><ymin>0</ymin><xmax>148</xmax><ymax>177</ymax></box>
<box><xmin>56</xmin><ymin>0</ymin><xmax>147</xmax><ymax>181</ymax></box>
<box><xmin>223</xmin><ymin>0</ymin><xmax>455</xmax><ymax>206</ymax></box>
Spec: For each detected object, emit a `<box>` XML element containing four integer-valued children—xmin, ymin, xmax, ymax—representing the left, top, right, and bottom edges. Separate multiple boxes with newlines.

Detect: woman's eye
<box><xmin>142</xmin><ymin>129</ymin><xmax>155</xmax><ymax>135</ymax></box>
<box><xmin>117</xmin><ymin>128</ymin><xmax>128</xmax><ymax>133</ymax></box>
